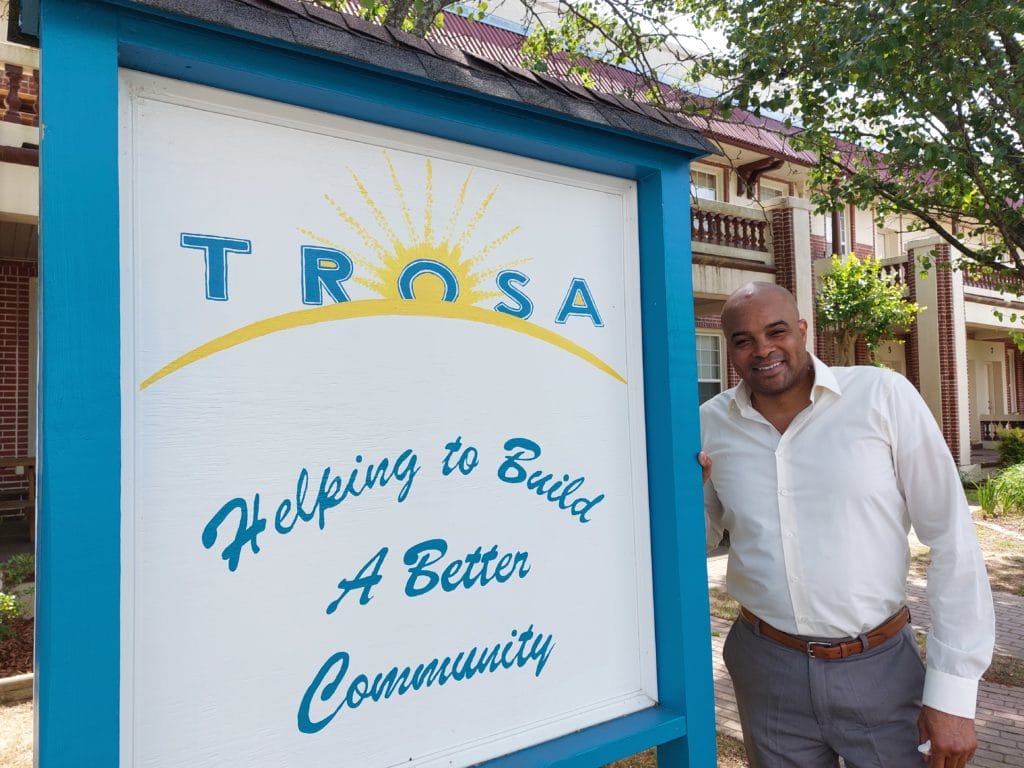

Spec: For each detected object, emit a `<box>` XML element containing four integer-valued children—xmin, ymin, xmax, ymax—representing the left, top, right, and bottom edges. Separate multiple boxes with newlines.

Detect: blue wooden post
<box><xmin>37</xmin><ymin>1</ymin><xmax>121</xmax><ymax>765</ymax></box>
<box><xmin>639</xmin><ymin>165</ymin><xmax>718</xmax><ymax>767</ymax></box>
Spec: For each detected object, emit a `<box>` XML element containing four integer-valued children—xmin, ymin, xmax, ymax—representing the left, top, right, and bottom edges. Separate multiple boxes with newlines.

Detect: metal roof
<box><xmin>431</xmin><ymin>11</ymin><xmax>817</xmax><ymax>167</ymax></box>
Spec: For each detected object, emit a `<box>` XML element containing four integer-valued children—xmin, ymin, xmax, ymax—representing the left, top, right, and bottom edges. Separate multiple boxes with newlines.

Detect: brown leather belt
<box><xmin>738</xmin><ymin>606</ymin><xmax>911</xmax><ymax>660</ymax></box>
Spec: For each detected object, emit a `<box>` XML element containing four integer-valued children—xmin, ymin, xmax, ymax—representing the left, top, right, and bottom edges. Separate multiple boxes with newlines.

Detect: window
<box><xmin>879</xmin><ymin>229</ymin><xmax>903</xmax><ymax>262</ymax></box>
<box><xmin>758</xmin><ymin>181</ymin><xmax>786</xmax><ymax>201</ymax></box>
<box><xmin>824</xmin><ymin>210</ymin><xmax>848</xmax><ymax>256</ymax></box>
<box><xmin>691</xmin><ymin>169</ymin><xmax>719</xmax><ymax>201</ymax></box>
<box><xmin>697</xmin><ymin>333</ymin><xmax>724</xmax><ymax>404</ymax></box>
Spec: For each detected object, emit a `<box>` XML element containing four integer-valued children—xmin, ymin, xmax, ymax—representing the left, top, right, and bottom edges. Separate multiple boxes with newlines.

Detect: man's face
<box><xmin>723</xmin><ymin>291</ymin><xmax>810</xmax><ymax>398</ymax></box>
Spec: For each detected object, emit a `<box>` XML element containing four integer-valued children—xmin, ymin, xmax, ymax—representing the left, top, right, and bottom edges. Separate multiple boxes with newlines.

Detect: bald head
<box><xmin>720</xmin><ymin>282</ymin><xmax>812</xmax><ymax>401</ymax></box>
<box><xmin>722</xmin><ymin>282</ymin><xmax>800</xmax><ymax>328</ymax></box>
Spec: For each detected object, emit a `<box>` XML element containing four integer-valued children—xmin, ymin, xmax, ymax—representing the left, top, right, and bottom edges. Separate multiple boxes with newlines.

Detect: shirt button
<box><xmin>784</xmin><ymin>531</ymin><xmax>795</xmax><ymax>538</ymax></box>
<box><xmin>790</xmin><ymin>575</ymin><xmax>799</xmax><ymax>583</ymax></box>
<box><xmin>779</xmin><ymin>489</ymin><xmax>789</xmax><ymax>496</ymax></box>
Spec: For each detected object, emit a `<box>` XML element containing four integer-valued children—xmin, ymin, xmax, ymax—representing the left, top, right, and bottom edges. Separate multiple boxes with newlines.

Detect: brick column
<box><xmin>0</xmin><ymin>259</ymin><xmax>37</xmax><ymax>501</ymax></box>
<box><xmin>767</xmin><ymin>197</ymin><xmax>815</xmax><ymax>353</ymax></box>
<box><xmin>854</xmin><ymin>338</ymin><xmax>870</xmax><ymax>365</ymax></box>
<box><xmin>904</xmin><ymin>255</ymin><xmax>921</xmax><ymax>389</ymax></box>
<box><xmin>911</xmin><ymin>239</ymin><xmax>970</xmax><ymax>464</ymax></box>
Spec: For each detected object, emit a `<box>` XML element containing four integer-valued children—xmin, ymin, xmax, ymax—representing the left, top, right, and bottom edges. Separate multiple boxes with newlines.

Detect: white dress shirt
<box><xmin>701</xmin><ymin>355</ymin><xmax>994</xmax><ymax>718</ymax></box>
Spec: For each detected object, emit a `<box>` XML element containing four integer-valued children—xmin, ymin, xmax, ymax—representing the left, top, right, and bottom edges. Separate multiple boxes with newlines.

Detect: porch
<box><xmin>1</xmin><ymin>40</ymin><xmax>40</xmax><ymax>555</ymax></box>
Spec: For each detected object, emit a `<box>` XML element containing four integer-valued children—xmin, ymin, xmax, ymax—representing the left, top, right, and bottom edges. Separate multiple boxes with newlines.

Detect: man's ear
<box><xmin>798</xmin><ymin>318</ymin><xmax>808</xmax><ymax>339</ymax></box>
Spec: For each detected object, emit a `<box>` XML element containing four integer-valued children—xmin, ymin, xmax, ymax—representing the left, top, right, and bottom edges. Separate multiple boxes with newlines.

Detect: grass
<box><xmin>915</xmin><ymin>631</ymin><xmax>1024</xmax><ymax>688</ymax></box>
<box><xmin>604</xmin><ymin>733</ymin><xmax>748</xmax><ymax>767</ymax></box>
<box><xmin>910</xmin><ymin>522</ymin><xmax>1024</xmax><ymax>596</ymax></box>
<box><xmin>985</xmin><ymin>653</ymin><xmax>1024</xmax><ymax>687</ymax></box>
<box><xmin>708</xmin><ymin>587</ymin><xmax>740</xmax><ymax>622</ymax></box>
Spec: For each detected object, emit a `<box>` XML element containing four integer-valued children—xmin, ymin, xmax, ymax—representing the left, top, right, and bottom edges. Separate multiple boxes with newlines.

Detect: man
<box><xmin>699</xmin><ymin>282</ymin><xmax>993</xmax><ymax>767</ymax></box>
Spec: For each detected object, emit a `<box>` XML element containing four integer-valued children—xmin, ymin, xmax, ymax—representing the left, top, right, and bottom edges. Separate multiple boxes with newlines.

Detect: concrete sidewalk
<box><xmin>706</xmin><ymin>552</ymin><xmax>1024</xmax><ymax>767</ymax></box>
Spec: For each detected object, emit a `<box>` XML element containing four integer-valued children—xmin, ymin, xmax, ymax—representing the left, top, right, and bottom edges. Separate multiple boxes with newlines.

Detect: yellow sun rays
<box><xmin>299</xmin><ymin>152</ymin><xmax>525</xmax><ymax>305</ymax></box>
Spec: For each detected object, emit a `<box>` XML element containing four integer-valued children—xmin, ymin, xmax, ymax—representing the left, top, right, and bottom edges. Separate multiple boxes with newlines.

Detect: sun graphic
<box><xmin>299</xmin><ymin>152</ymin><xmax>526</xmax><ymax>305</ymax></box>
<box><xmin>139</xmin><ymin>151</ymin><xmax>628</xmax><ymax>390</ymax></box>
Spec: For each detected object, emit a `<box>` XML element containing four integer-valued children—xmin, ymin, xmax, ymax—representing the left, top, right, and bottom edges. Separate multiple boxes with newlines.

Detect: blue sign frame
<box><xmin>33</xmin><ymin>0</ymin><xmax>714</xmax><ymax>764</ymax></box>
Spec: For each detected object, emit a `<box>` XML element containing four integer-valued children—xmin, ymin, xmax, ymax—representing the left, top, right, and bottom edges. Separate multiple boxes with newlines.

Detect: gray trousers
<box><xmin>723</xmin><ymin>616</ymin><xmax>926</xmax><ymax>767</ymax></box>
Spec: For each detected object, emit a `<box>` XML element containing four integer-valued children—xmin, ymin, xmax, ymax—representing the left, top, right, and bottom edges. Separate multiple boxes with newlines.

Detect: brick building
<box><xmin>2</xmin><ymin>1</ymin><xmax>1022</xmax><ymax>557</ymax></box>
<box><xmin>429</xmin><ymin>7</ymin><xmax>1024</xmax><ymax>471</ymax></box>
<box><xmin>0</xmin><ymin>24</ymin><xmax>37</xmax><ymax>543</ymax></box>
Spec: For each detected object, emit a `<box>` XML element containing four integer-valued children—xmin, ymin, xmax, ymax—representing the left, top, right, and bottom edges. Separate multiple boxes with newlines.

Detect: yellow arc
<box><xmin>140</xmin><ymin>299</ymin><xmax>626</xmax><ymax>390</ymax></box>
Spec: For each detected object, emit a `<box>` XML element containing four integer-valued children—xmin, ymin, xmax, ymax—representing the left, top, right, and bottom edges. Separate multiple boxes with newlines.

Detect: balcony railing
<box><xmin>879</xmin><ymin>259</ymin><xmax>908</xmax><ymax>287</ymax></box>
<box><xmin>963</xmin><ymin>268</ymin><xmax>1024</xmax><ymax>296</ymax></box>
<box><xmin>691</xmin><ymin>202</ymin><xmax>769</xmax><ymax>254</ymax></box>
<box><xmin>980</xmin><ymin>415</ymin><xmax>1024</xmax><ymax>441</ymax></box>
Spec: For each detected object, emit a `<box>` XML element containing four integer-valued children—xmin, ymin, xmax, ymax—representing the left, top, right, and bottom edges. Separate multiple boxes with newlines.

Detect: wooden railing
<box><xmin>980</xmin><ymin>416</ymin><xmax>1024</xmax><ymax>441</ymax></box>
<box><xmin>963</xmin><ymin>269</ymin><xmax>1024</xmax><ymax>296</ymax></box>
<box><xmin>691</xmin><ymin>204</ymin><xmax>769</xmax><ymax>253</ymax></box>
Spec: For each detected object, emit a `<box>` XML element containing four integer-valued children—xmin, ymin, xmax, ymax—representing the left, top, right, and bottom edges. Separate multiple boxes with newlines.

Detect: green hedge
<box><xmin>997</xmin><ymin>427</ymin><xmax>1024</xmax><ymax>467</ymax></box>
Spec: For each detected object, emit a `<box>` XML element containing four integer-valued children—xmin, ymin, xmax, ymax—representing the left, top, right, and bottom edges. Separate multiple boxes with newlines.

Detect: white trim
<box><xmin>695</xmin><ymin>331</ymin><xmax>726</xmax><ymax>403</ymax></box>
<box><xmin>690</xmin><ymin>165</ymin><xmax>721</xmax><ymax>202</ymax></box>
<box><xmin>117</xmin><ymin>70</ymin><xmax>137</xmax><ymax>768</ymax></box>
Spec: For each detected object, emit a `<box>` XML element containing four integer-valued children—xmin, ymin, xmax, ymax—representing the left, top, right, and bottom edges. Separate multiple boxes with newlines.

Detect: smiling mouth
<box><xmin>753</xmin><ymin>360</ymin><xmax>785</xmax><ymax>372</ymax></box>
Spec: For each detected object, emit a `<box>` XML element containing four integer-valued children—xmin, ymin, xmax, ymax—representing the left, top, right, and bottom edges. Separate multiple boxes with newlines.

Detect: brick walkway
<box><xmin>706</xmin><ymin>550</ymin><xmax>1024</xmax><ymax>766</ymax></box>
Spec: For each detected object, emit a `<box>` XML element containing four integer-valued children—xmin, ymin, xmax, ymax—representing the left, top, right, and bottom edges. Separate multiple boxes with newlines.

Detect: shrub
<box><xmin>0</xmin><ymin>553</ymin><xmax>33</xmax><ymax>587</ymax></box>
<box><xmin>993</xmin><ymin>463</ymin><xmax>1024</xmax><ymax>516</ymax></box>
<box><xmin>997</xmin><ymin>428</ymin><xmax>1024</xmax><ymax>467</ymax></box>
<box><xmin>975</xmin><ymin>479</ymin><xmax>999</xmax><ymax>519</ymax></box>
<box><xmin>0</xmin><ymin>592</ymin><xmax>19</xmax><ymax>640</ymax></box>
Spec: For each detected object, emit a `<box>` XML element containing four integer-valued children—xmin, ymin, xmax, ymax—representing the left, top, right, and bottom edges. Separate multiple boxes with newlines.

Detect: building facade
<box><xmin>0</xmin><ymin>21</ymin><xmax>37</xmax><ymax>542</ymax></box>
<box><xmin>2</xmin><ymin>1</ymin><xmax>1022</xmax><ymax>520</ymax></box>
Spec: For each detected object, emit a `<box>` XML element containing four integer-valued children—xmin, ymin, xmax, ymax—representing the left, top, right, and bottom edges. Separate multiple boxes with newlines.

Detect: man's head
<box><xmin>721</xmin><ymin>282</ymin><xmax>812</xmax><ymax>399</ymax></box>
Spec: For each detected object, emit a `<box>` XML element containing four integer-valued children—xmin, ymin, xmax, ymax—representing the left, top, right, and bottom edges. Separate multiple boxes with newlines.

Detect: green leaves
<box><xmin>704</xmin><ymin>0</ymin><xmax>1024</xmax><ymax>273</ymax></box>
<box><xmin>816</xmin><ymin>254</ymin><xmax>922</xmax><ymax>365</ymax></box>
<box><xmin>308</xmin><ymin>0</ymin><xmax>1023</xmax><ymax>279</ymax></box>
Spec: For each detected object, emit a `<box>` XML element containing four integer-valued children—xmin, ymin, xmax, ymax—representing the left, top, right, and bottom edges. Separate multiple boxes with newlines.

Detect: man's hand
<box><xmin>697</xmin><ymin>451</ymin><xmax>712</xmax><ymax>484</ymax></box>
<box><xmin>918</xmin><ymin>706</ymin><xmax>976</xmax><ymax>767</ymax></box>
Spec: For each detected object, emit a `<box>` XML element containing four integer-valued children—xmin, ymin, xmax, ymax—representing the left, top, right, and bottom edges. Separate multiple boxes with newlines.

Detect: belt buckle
<box><xmin>805</xmin><ymin>641</ymin><xmax>833</xmax><ymax>658</ymax></box>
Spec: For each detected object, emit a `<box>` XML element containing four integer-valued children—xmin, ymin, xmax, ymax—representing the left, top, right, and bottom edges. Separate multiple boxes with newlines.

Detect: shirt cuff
<box><xmin>922</xmin><ymin>667</ymin><xmax>979</xmax><ymax>719</ymax></box>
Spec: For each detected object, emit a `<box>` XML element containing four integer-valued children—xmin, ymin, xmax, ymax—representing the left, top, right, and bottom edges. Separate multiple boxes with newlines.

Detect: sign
<box><xmin>120</xmin><ymin>72</ymin><xmax>657</xmax><ymax>767</ymax></box>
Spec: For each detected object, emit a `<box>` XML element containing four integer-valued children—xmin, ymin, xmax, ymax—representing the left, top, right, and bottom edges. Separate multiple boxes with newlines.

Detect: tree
<box><xmin>815</xmin><ymin>254</ymin><xmax>921</xmax><ymax>366</ymax></box>
<box><xmin>312</xmin><ymin>0</ymin><xmax>464</xmax><ymax>36</ymax></box>
<box><xmin>692</xmin><ymin>0</ymin><xmax>1024</xmax><ymax>277</ymax></box>
<box><xmin>313</xmin><ymin>0</ymin><xmax>1024</xmax><ymax>280</ymax></box>
<box><xmin>309</xmin><ymin>0</ymin><xmax>712</xmax><ymax>90</ymax></box>
<box><xmin>518</xmin><ymin>0</ymin><xmax>1024</xmax><ymax>277</ymax></box>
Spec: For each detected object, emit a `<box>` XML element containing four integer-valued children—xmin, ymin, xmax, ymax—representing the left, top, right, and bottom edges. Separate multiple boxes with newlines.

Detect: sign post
<box><xmin>31</xmin><ymin>1</ymin><xmax>716</xmax><ymax>765</ymax></box>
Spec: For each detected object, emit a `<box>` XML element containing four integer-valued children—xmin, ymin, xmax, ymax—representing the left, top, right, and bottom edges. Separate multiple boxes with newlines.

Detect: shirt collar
<box><xmin>729</xmin><ymin>353</ymin><xmax>841</xmax><ymax>413</ymax></box>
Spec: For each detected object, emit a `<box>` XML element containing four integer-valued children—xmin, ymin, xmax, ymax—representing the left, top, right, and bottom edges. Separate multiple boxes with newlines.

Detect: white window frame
<box><xmin>758</xmin><ymin>179</ymin><xmax>787</xmax><ymax>201</ymax></box>
<box><xmin>696</xmin><ymin>331</ymin><xmax>726</xmax><ymax>404</ymax></box>
<box><xmin>690</xmin><ymin>167</ymin><xmax>721</xmax><ymax>202</ymax></box>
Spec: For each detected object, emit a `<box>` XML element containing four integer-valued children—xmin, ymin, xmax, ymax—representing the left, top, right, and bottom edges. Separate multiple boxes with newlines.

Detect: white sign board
<box><xmin>119</xmin><ymin>71</ymin><xmax>655</xmax><ymax>767</ymax></box>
